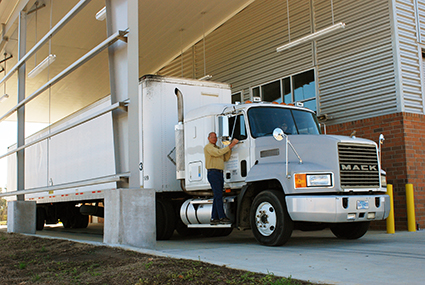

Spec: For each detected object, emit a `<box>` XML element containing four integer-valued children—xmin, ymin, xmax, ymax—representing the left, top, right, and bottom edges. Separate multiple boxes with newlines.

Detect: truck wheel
<box><xmin>330</xmin><ymin>221</ymin><xmax>370</xmax><ymax>239</ymax></box>
<box><xmin>250</xmin><ymin>190</ymin><xmax>293</xmax><ymax>246</ymax></box>
<box><xmin>156</xmin><ymin>199</ymin><xmax>175</xmax><ymax>240</ymax></box>
<box><xmin>36</xmin><ymin>207</ymin><xmax>46</xmax><ymax>231</ymax></box>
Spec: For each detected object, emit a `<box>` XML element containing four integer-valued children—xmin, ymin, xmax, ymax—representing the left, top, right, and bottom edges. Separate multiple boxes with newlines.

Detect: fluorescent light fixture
<box><xmin>28</xmin><ymin>54</ymin><xmax>56</xmax><ymax>78</ymax></box>
<box><xmin>277</xmin><ymin>22</ymin><xmax>346</xmax><ymax>52</ymax></box>
<box><xmin>199</xmin><ymin>74</ymin><xmax>212</xmax><ymax>81</ymax></box>
<box><xmin>96</xmin><ymin>6</ymin><xmax>106</xmax><ymax>21</ymax></box>
<box><xmin>0</xmin><ymin>94</ymin><xmax>9</xmax><ymax>103</ymax></box>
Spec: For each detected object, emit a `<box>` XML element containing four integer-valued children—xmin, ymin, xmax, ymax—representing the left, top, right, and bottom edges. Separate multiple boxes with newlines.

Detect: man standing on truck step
<box><xmin>204</xmin><ymin>132</ymin><xmax>239</xmax><ymax>225</ymax></box>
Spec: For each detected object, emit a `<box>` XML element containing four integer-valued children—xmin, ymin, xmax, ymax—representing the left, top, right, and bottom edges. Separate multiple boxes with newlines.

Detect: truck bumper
<box><xmin>286</xmin><ymin>194</ymin><xmax>390</xmax><ymax>223</ymax></box>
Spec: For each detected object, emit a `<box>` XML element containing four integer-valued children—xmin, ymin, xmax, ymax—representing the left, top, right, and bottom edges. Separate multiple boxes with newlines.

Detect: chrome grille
<box><xmin>338</xmin><ymin>144</ymin><xmax>380</xmax><ymax>188</ymax></box>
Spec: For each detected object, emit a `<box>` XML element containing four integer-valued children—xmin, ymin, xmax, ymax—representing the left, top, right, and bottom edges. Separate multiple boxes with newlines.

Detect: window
<box><xmin>248</xmin><ymin>107</ymin><xmax>320</xmax><ymax>138</ymax></box>
<box><xmin>232</xmin><ymin>92</ymin><xmax>242</xmax><ymax>104</ymax></box>
<box><xmin>228</xmin><ymin>114</ymin><xmax>247</xmax><ymax>140</ymax></box>
<box><xmin>251</xmin><ymin>69</ymin><xmax>317</xmax><ymax>111</ymax></box>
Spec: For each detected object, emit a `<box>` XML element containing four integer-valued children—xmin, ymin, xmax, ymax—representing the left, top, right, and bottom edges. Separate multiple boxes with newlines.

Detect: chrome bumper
<box><xmin>286</xmin><ymin>194</ymin><xmax>390</xmax><ymax>223</ymax></box>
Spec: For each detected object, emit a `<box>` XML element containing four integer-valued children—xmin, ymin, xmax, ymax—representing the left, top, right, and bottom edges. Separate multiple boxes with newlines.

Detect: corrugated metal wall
<box><xmin>158</xmin><ymin>0</ymin><xmax>419</xmax><ymax>124</ymax></box>
<box><xmin>316</xmin><ymin>0</ymin><xmax>397</xmax><ymax>123</ymax></box>
<box><xmin>394</xmin><ymin>0</ymin><xmax>425</xmax><ymax>114</ymax></box>
<box><xmin>159</xmin><ymin>0</ymin><xmax>314</xmax><ymax>100</ymax></box>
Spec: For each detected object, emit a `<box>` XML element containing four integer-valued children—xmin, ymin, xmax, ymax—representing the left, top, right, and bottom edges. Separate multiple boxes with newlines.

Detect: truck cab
<box><xmin>182</xmin><ymin>100</ymin><xmax>390</xmax><ymax>246</ymax></box>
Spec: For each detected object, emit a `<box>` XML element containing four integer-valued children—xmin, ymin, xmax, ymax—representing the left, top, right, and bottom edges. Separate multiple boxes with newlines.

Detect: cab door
<box><xmin>223</xmin><ymin>113</ymin><xmax>250</xmax><ymax>185</ymax></box>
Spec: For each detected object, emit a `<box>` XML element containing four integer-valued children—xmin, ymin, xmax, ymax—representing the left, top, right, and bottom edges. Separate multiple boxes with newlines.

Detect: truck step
<box><xmin>187</xmin><ymin>224</ymin><xmax>232</xmax><ymax>228</ymax></box>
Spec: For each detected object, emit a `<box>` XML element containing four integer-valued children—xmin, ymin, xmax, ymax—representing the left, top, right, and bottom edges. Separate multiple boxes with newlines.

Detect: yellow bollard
<box><xmin>405</xmin><ymin>184</ymin><xmax>416</xmax><ymax>232</ymax></box>
<box><xmin>386</xmin><ymin>184</ymin><xmax>395</xmax><ymax>234</ymax></box>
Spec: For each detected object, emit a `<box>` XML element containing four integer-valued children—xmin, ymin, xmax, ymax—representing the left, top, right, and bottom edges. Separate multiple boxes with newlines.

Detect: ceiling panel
<box><xmin>0</xmin><ymin>0</ymin><xmax>253</xmax><ymax>123</ymax></box>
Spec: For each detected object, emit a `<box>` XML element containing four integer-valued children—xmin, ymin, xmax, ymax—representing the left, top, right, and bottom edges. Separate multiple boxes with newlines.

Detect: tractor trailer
<box><xmin>7</xmin><ymin>75</ymin><xmax>390</xmax><ymax>246</ymax></box>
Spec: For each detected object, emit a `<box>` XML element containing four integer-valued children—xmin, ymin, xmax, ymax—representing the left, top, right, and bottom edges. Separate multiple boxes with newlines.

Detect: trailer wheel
<box><xmin>156</xmin><ymin>199</ymin><xmax>175</xmax><ymax>240</ymax></box>
<box><xmin>75</xmin><ymin>215</ymin><xmax>89</xmax><ymax>229</ymax></box>
<box><xmin>250</xmin><ymin>190</ymin><xmax>293</xmax><ymax>246</ymax></box>
<box><xmin>330</xmin><ymin>221</ymin><xmax>370</xmax><ymax>239</ymax></box>
<box><xmin>36</xmin><ymin>207</ymin><xmax>46</xmax><ymax>231</ymax></box>
<box><xmin>61</xmin><ymin>218</ymin><xmax>71</xmax><ymax>228</ymax></box>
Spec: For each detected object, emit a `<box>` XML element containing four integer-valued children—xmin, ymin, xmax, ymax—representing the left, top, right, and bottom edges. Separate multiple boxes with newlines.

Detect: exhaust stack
<box><xmin>175</xmin><ymin>88</ymin><xmax>185</xmax><ymax>180</ymax></box>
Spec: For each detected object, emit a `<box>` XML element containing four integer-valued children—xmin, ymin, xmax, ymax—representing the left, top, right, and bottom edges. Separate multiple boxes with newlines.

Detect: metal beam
<box><xmin>0</xmin><ymin>101</ymin><xmax>127</xmax><ymax>161</ymax></box>
<box><xmin>0</xmin><ymin>173</ymin><xmax>130</xmax><ymax>198</ymax></box>
<box><xmin>17</xmin><ymin>10</ymin><xmax>26</xmax><ymax>200</ymax></box>
<box><xmin>0</xmin><ymin>0</ymin><xmax>91</xmax><ymax>86</ymax></box>
<box><xmin>0</xmin><ymin>30</ymin><xmax>126</xmax><ymax>123</ymax></box>
<box><xmin>108</xmin><ymin>0</ymin><xmax>140</xmax><ymax>188</ymax></box>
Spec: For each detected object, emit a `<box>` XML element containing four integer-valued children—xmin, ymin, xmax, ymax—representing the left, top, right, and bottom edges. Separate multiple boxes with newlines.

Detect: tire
<box><xmin>330</xmin><ymin>222</ymin><xmax>370</xmax><ymax>239</ymax></box>
<box><xmin>36</xmin><ymin>207</ymin><xmax>46</xmax><ymax>231</ymax></box>
<box><xmin>61</xmin><ymin>217</ymin><xmax>71</xmax><ymax>228</ymax></box>
<box><xmin>156</xmin><ymin>199</ymin><xmax>176</xmax><ymax>240</ymax></box>
<box><xmin>250</xmin><ymin>190</ymin><xmax>293</xmax><ymax>246</ymax></box>
<box><xmin>75</xmin><ymin>215</ymin><xmax>89</xmax><ymax>229</ymax></box>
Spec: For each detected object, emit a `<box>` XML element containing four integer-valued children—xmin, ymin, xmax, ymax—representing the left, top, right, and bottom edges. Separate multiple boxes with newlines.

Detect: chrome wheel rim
<box><xmin>255</xmin><ymin>202</ymin><xmax>277</xmax><ymax>236</ymax></box>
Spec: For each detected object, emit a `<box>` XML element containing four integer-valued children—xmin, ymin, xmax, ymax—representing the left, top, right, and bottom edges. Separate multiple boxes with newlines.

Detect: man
<box><xmin>204</xmin><ymin>132</ymin><xmax>239</xmax><ymax>225</ymax></box>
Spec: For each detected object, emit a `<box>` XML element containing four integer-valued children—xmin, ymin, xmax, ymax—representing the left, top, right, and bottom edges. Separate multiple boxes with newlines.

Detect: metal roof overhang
<box><xmin>0</xmin><ymin>0</ymin><xmax>254</xmax><ymax>123</ymax></box>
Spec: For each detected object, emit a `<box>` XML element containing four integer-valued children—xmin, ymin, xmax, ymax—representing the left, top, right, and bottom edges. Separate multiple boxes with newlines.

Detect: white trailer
<box><xmin>7</xmin><ymin>75</ymin><xmax>390</xmax><ymax>246</ymax></box>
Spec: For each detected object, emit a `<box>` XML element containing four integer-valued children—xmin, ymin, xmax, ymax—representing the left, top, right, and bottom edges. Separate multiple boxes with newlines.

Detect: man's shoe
<box><xmin>219</xmin><ymin>217</ymin><xmax>231</xmax><ymax>224</ymax></box>
<box><xmin>210</xmin><ymin>219</ymin><xmax>219</xmax><ymax>225</ymax></box>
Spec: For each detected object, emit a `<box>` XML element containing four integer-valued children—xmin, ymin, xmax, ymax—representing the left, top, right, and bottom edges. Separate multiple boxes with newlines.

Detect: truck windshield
<box><xmin>248</xmin><ymin>107</ymin><xmax>321</xmax><ymax>138</ymax></box>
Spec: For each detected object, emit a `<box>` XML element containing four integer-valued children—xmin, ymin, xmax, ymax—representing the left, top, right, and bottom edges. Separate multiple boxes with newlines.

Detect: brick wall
<box><xmin>327</xmin><ymin>112</ymin><xmax>425</xmax><ymax>231</ymax></box>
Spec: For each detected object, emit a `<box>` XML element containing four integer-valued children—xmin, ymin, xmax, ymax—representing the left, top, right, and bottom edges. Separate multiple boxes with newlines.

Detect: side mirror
<box><xmin>218</xmin><ymin>116</ymin><xmax>229</xmax><ymax>138</ymax></box>
<box><xmin>273</xmin><ymin>128</ymin><xmax>286</xmax><ymax>141</ymax></box>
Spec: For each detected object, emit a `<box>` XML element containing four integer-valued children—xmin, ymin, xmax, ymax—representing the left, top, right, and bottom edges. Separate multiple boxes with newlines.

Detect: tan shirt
<box><xmin>204</xmin><ymin>143</ymin><xmax>232</xmax><ymax>170</ymax></box>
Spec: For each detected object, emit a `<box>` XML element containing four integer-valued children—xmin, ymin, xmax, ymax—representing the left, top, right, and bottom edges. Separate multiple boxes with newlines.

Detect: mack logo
<box><xmin>341</xmin><ymin>164</ymin><xmax>377</xmax><ymax>171</ymax></box>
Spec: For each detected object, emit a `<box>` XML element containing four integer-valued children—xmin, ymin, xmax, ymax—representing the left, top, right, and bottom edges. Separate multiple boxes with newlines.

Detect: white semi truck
<box><xmin>7</xmin><ymin>75</ymin><xmax>390</xmax><ymax>246</ymax></box>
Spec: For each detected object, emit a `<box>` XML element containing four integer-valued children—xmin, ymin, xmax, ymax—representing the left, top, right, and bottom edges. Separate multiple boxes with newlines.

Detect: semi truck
<box><xmin>7</xmin><ymin>75</ymin><xmax>390</xmax><ymax>246</ymax></box>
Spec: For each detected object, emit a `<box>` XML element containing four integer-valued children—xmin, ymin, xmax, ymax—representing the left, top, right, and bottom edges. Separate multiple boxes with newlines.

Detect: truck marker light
<box><xmin>347</xmin><ymin>213</ymin><xmax>356</xmax><ymax>220</ymax></box>
<box><xmin>295</xmin><ymin>174</ymin><xmax>307</xmax><ymax>188</ymax></box>
<box><xmin>367</xmin><ymin>212</ymin><xmax>376</xmax><ymax>219</ymax></box>
<box><xmin>225</xmin><ymin>189</ymin><xmax>231</xmax><ymax>193</ymax></box>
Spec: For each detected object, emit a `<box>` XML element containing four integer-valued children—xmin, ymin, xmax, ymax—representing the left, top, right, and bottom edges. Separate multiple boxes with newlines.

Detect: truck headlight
<box><xmin>295</xmin><ymin>173</ymin><xmax>333</xmax><ymax>188</ymax></box>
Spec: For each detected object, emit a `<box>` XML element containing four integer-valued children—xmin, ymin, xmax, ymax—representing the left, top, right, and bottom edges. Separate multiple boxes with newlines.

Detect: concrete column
<box><xmin>7</xmin><ymin>201</ymin><xmax>36</xmax><ymax>234</ymax></box>
<box><xmin>104</xmin><ymin>188</ymin><xmax>156</xmax><ymax>248</ymax></box>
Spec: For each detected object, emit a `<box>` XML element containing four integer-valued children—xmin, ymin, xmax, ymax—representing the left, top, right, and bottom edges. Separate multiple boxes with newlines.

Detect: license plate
<box><xmin>357</xmin><ymin>200</ymin><xmax>369</xmax><ymax>210</ymax></box>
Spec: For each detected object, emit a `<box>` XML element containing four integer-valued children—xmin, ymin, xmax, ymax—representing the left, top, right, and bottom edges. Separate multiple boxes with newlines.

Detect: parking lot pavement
<box><xmin>3</xmin><ymin>224</ymin><xmax>424</xmax><ymax>285</ymax></box>
<box><xmin>154</xmin><ymin>229</ymin><xmax>425</xmax><ymax>285</ymax></box>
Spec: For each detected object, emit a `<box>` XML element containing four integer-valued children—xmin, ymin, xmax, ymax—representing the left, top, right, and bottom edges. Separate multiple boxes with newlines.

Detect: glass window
<box><xmin>291</xmin><ymin>109</ymin><xmax>320</xmax><ymax>135</ymax></box>
<box><xmin>232</xmin><ymin>92</ymin><xmax>242</xmax><ymax>104</ymax></box>
<box><xmin>250</xmin><ymin>69</ymin><xmax>316</xmax><ymax>111</ymax></box>
<box><xmin>252</xmin><ymin>87</ymin><xmax>260</xmax><ymax>98</ymax></box>
<box><xmin>248</xmin><ymin>107</ymin><xmax>320</xmax><ymax>138</ymax></box>
<box><xmin>303</xmin><ymin>99</ymin><xmax>317</xmax><ymax>112</ymax></box>
<box><xmin>229</xmin><ymin>114</ymin><xmax>247</xmax><ymax>140</ymax></box>
<box><xmin>282</xmin><ymin>77</ymin><xmax>291</xmax><ymax>104</ymax></box>
<box><xmin>293</xmin><ymin>70</ymin><xmax>315</xmax><ymax>102</ymax></box>
<box><xmin>262</xmin><ymin>80</ymin><xmax>281</xmax><ymax>103</ymax></box>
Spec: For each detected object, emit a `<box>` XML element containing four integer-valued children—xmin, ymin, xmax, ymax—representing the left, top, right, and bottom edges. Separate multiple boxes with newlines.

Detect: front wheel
<box><xmin>330</xmin><ymin>222</ymin><xmax>370</xmax><ymax>239</ymax></box>
<box><xmin>250</xmin><ymin>190</ymin><xmax>293</xmax><ymax>246</ymax></box>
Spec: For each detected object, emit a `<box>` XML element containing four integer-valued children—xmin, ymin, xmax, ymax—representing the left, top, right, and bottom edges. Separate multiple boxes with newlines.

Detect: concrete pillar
<box><xmin>104</xmin><ymin>188</ymin><xmax>156</xmax><ymax>248</ymax></box>
<box><xmin>7</xmin><ymin>201</ymin><xmax>36</xmax><ymax>234</ymax></box>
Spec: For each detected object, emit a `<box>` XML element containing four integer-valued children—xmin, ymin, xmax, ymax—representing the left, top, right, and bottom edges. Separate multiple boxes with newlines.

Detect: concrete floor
<box><xmin>2</xmin><ymin>224</ymin><xmax>424</xmax><ymax>285</ymax></box>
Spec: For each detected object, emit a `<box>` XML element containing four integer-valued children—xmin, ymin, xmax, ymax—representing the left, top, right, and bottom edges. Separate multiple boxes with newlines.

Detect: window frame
<box><xmin>250</xmin><ymin>68</ymin><xmax>317</xmax><ymax>111</ymax></box>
